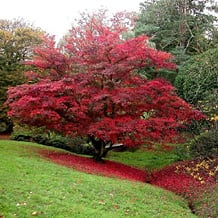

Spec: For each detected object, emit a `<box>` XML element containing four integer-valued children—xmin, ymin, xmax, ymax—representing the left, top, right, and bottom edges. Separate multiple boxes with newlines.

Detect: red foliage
<box><xmin>7</xmin><ymin>76</ymin><xmax>204</xmax><ymax>148</ymax></box>
<box><xmin>25</xmin><ymin>35</ymin><xmax>71</xmax><ymax>80</ymax></box>
<box><xmin>149</xmin><ymin>160</ymin><xmax>217</xmax><ymax>202</ymax></box>
<box><xmin>150</xmin><ymin>165</ymin><xmax>201</xmax><ymax>195</ymax></box>
<box><xmin>40</xmin><ymin>150</ymin><xmax>146</xmax><ymax>182</ymax></box>
<box><xmin>6</xmin><ymin>11</ymin><xmax>205</xmax><ymax>153</ymax></box>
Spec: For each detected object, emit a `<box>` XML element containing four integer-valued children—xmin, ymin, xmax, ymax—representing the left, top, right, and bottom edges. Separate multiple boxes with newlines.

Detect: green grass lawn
<box><xmin>0</xmin><ymin>140</ymin><xmax>197</xmax><ymax>218</ymax></box>
<box><xmin>106</xmin><ymin>146</ymin><xmax>180</xmax><ymax>170</ymax></box>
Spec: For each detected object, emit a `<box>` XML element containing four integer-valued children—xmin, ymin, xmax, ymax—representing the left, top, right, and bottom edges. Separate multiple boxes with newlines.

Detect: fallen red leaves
<box><xmin>0</xmin><ymin>134</ymin><xmax>10</xmax><ymax>140</ymax></box>
<box><xmin>150</xmin><ymin>164</ymin><xmax>202</xmax><ymax>195</ymax></box>
<box><xmin>40</xmin><ymin>150</ymin><xmax>217</xmax><ymax>202</ymax></box>
<box><xmin>40</xmin><ymin>150</ymin><xmax>146</xmax><ymax>182</ymax></box>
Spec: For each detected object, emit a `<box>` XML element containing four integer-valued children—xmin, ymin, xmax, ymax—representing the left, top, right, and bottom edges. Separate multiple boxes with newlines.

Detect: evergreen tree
<box><xmin>135</xmin><ymin>0</ymin><xmax>218</xmax><ymax>62</ymax></box>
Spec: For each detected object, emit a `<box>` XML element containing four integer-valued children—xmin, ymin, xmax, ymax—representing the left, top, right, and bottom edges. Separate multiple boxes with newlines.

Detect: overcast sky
<box><xmin>0</xmin><ymin>0</ymin><xmax>142</xmax><ymax>41</ymax></box>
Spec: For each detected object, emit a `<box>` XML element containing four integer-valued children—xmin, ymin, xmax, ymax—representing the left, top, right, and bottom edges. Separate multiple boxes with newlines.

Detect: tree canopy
<box><xmin>0</xmin><ymin>18</ymin><xmax>45</xmax><ymax>132</ymax></box>
<box><xmin>6</xmin><ymin>11</ymin><xmax>204</xmax><ymax>160</ymax></box>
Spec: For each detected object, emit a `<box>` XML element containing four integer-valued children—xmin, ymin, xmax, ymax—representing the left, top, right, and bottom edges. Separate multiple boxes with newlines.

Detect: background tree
<box><xmin>0</xmin><ymin>18</ymin><xmax>45</xmax><ymax>132</ymax></box>
<box><xmin>134</xmin><ymin>0</ymin><xmax>218</xmax><ymax>82</ymax></box>
<box><xmin>136</xmin><ymin>0</ymin><xmax>218</xmax><ymax>55</ymax></box>
<box><xmin>7</xmin><ymin>11</ymin><xmax>204</xmax><ymax>161</ymax></box>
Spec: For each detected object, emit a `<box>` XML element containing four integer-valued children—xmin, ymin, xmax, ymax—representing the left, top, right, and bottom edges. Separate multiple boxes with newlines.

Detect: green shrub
<box><xmin>175</xmin><ymin>48</ymin><xmax>218</xmax><ymax>106</ymax></box>
<box><xmin>173</xmin><ymin>144</ymin><xmax>191</xmax><ymax>161</ymax></box>
<box><xmin>43</xmin><ymin>134</ymin><xmax>94</xmax><ymax>155</ymax></box>
<box><xmin>0</xmin><ymin>121</ymin><xmax>7</xmax><ymax>133</ymax></box>
<box><xmin>11</xmin><ymin>124</ymin><xmax>95</xmax><ymax>155</ymax></box>
<box><xmin>189</xmin><ymin>130</ymin><xmax>218</xmax><ymax>158</ymax></box>
<box><xmin>175</xmin><ymin>48</ymin><xmax>218</xmax><ymax>133</ymax></box>
<box><xmin>10</xmin><ymin>124</ymin><xmax>47</xmax><ymax>141</ymax></box>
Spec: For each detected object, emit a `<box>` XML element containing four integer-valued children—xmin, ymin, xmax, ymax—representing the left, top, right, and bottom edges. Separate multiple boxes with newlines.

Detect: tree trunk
<box><xmin>178</xmin><ymin>0</ymin><xmax>188</xmax><ymax>49</ymax></box>
<box><xmin>88</xmin><ymin>135</ymin><xmax>108</xmax><ymax>162</ymax></box>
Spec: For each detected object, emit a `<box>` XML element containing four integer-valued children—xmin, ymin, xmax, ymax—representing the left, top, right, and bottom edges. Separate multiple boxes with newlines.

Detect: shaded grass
<box><xmin>106</xmin><ymin>147</ymin><xmax>180</xmax><ymax>170</ymax></box>
<box><xmin>0</xmin><ymin>140</ymin><xmax>196</xmax><ymax>218</ymax></box>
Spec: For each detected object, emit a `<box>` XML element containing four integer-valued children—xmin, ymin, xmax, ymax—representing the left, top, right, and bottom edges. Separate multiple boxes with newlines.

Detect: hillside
<box><xmin>0</xmin><ymin>140</ymin><xmax>196</xmax><ymax>218</ymax></box>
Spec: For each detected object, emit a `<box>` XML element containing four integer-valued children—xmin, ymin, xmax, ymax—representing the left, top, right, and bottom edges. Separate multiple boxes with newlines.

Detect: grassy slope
<box><xmin>0</xmin><ymin>140</ymin><xmax>197</xmax><ymax>218</ymax></box>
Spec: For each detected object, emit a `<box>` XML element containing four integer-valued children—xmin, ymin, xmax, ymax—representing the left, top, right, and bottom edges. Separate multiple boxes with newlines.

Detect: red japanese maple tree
<box><xmin>7</xmin><ymin>10</ymin><xmax>204</xmax><ymax>160</ymax></box>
